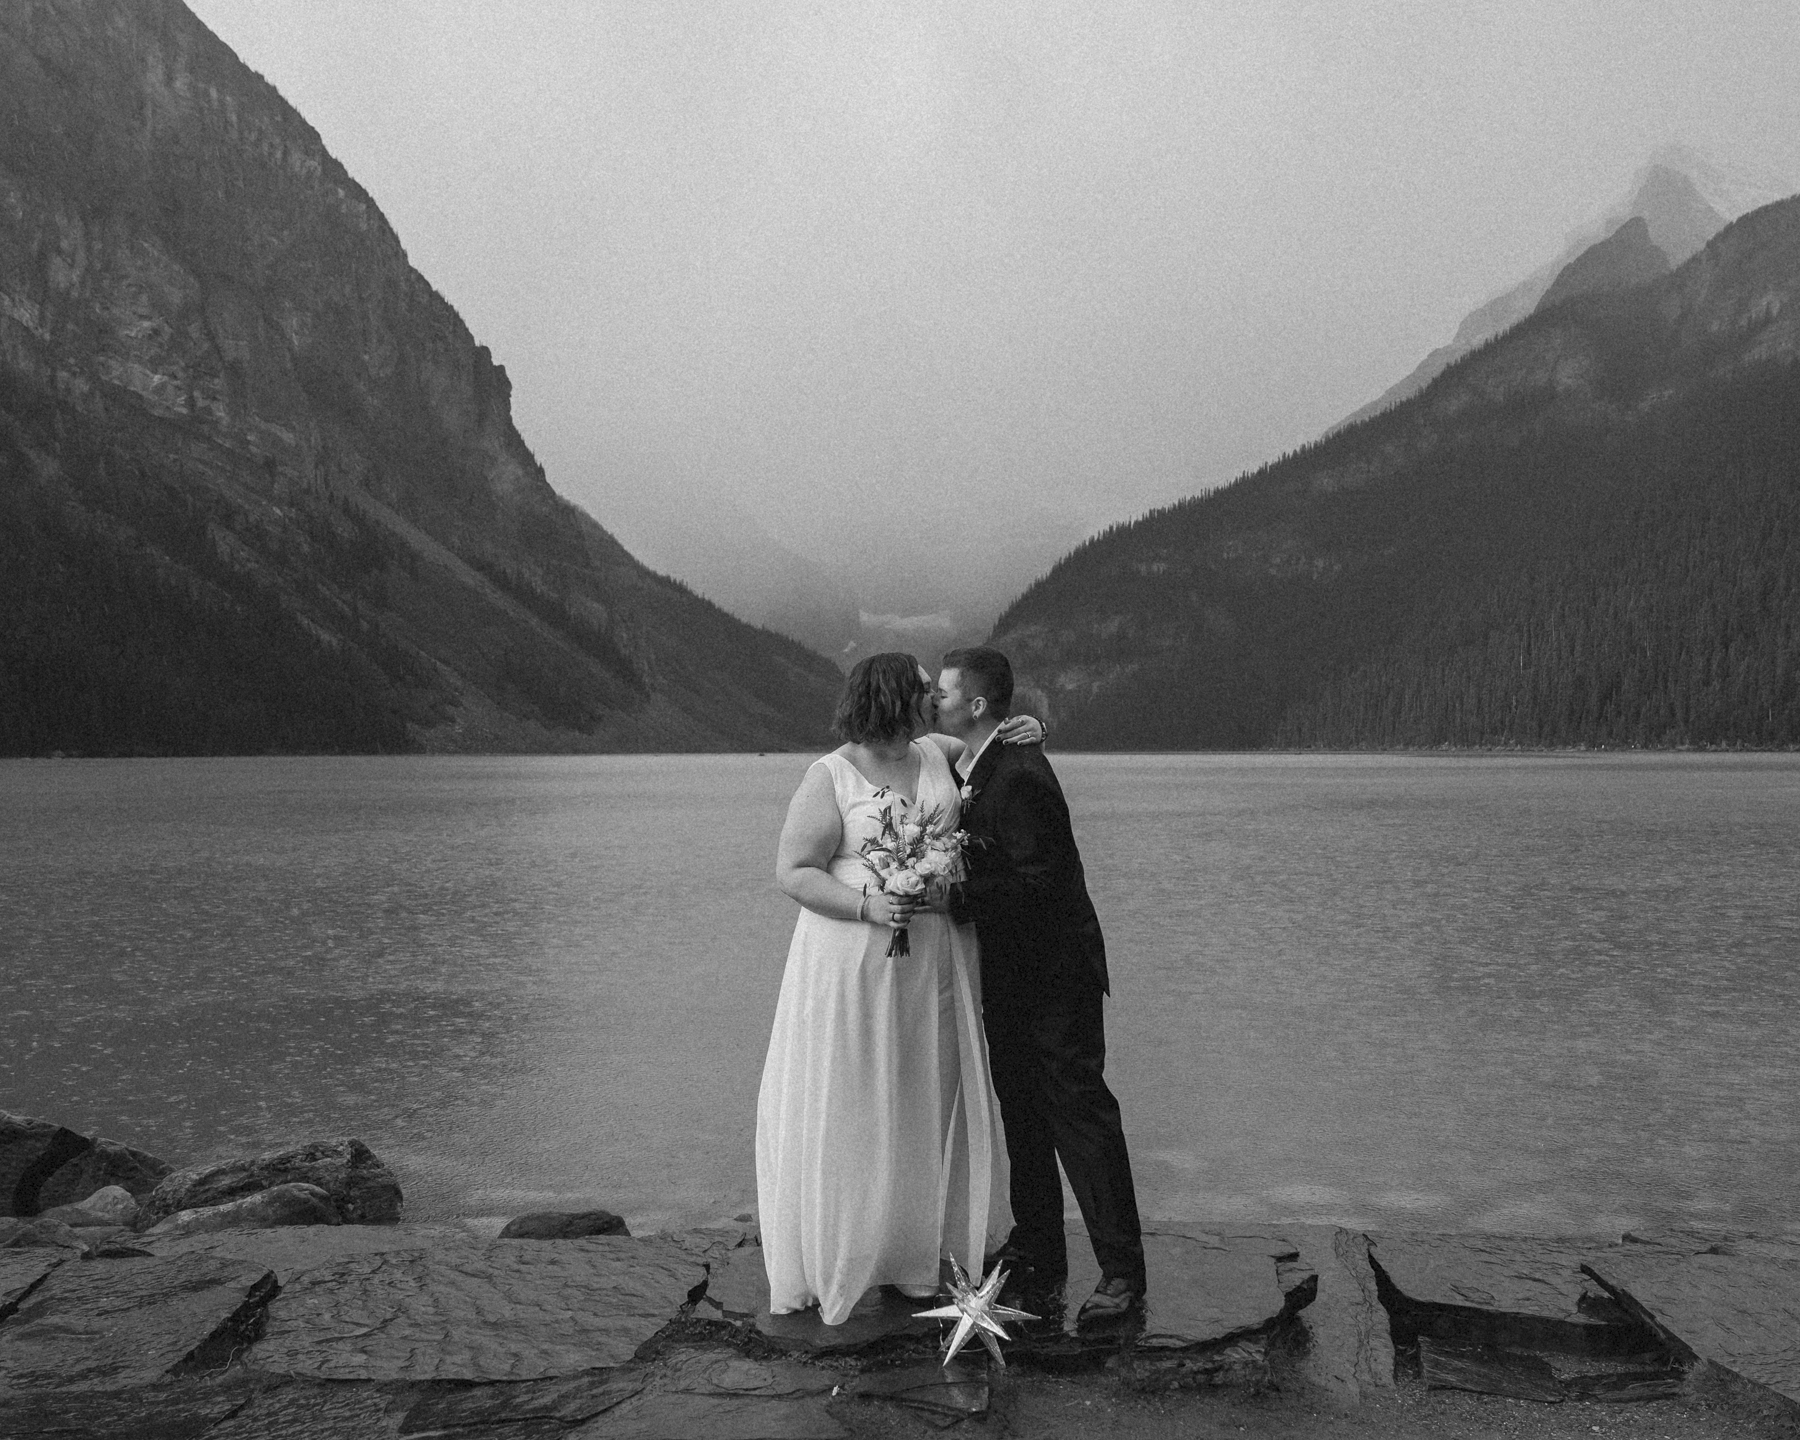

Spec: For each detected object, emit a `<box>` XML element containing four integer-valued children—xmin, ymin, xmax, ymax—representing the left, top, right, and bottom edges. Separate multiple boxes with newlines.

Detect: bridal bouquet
<box><xmin>859</xmin><ymin>791</ymin><xmax>968</xmax><ymax>957</ymax></box>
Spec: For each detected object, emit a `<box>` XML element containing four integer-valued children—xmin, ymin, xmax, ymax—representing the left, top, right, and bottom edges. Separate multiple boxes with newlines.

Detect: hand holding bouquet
<box><xmin>858</xmin><ymin>792</ymin><xmax>968</xmax><ymax>956</ymax></box>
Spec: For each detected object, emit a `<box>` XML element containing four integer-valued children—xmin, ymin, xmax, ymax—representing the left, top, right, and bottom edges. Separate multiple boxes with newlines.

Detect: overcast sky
<box><xmin>187</xmin><ymin>0</ymin><xmax>1800</xmax><ymax>582</ymax></box>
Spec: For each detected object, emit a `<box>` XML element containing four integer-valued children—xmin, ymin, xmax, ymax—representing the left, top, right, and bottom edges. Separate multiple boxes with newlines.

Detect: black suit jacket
<box><xmin>948</xmin><ymin>739</ymin><xmax>1108</xmax><ymax>995</ymax></box>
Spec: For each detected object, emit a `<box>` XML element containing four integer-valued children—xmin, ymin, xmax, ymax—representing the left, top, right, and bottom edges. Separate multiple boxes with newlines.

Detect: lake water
<box><xmin>2</xmin><ymin>753</ymin><xmax>1796</xmax><ymax>1241</ymax></box>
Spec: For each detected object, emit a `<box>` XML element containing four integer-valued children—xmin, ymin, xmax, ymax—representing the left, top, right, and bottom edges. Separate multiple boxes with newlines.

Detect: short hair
<box><xmin>833</xmin><ymin>652</ymin><xmax>927</xmax><ymax>744</ymax></box>
<box><xmin>941</xmin><ymin>646</ymin><xmax>1013</xmax><ymax>717</ymax></box>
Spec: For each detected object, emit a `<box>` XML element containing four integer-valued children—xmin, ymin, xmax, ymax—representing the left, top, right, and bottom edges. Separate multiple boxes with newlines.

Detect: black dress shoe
<box><xmin>1076</xmin><ymin>1275</ymin><xmax>1145</xmax><ymax>1328</ymax></box>
<box><xmin>984</xmin><ymin>1240</ymin><xmax>1067</xmax><ymax>1286</ymax></box>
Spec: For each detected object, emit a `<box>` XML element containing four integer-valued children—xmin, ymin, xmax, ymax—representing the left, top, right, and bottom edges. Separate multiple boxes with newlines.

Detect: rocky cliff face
<box><xmin>0</xmin><ymin>0</ymin><xmax>839</xmax><ymax>754</ymax></box>
<box><xmin>993</xmin><ymin>197</ymin><xmax>1800</xmax><ymax>749</ymax></box>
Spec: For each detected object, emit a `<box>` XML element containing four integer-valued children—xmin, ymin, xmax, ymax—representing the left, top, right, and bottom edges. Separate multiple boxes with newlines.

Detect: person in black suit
<box><xmin>935</xmin><ymin>645</ymin><xmax>1146</xmax><ymax>1324</ymax></box>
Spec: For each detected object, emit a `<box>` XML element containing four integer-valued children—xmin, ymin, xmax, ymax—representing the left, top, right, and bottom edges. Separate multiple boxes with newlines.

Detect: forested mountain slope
<box><xmin>993</xmin><ymin>197</ymin><xmax>1800</xmax><ymax>749</ymax></box>
<box><xmin>0</xmin><ymin>0</ymin><xmax>839</xmax><ymax>755</ymax></box>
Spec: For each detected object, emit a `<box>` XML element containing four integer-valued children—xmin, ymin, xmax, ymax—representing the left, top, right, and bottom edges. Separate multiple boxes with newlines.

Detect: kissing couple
<box><xmin>755</xmin><ymin>647</ymin><xmax>1146</xmax><ymax>1329</ymax></box>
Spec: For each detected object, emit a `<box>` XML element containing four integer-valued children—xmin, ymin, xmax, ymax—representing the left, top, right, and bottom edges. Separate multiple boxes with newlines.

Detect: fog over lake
<box><xmin>4</xmin><ymin>753</ymin><xmax>1795</xmax><ymax>1239</ymax></box>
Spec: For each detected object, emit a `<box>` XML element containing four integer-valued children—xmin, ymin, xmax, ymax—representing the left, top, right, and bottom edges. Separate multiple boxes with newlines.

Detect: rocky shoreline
<box><xmin>3</xmin><ymin>1111</ymin><xmax>1796</xmax><ymax>1438</ymax></box>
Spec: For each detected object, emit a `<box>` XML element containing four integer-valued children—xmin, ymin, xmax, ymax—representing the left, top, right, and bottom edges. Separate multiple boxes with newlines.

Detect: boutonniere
<box><xmin>959</xmin><ymin>782</ymin><xmax>977</xmax><ymax>805</ymax></box>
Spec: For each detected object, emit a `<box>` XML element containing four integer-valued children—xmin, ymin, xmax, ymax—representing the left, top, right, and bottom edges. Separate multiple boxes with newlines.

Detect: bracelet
<box><xmin>856</xmin><ymin>892</ymin><xmax>869</xmax><ymax>923</ymax></box>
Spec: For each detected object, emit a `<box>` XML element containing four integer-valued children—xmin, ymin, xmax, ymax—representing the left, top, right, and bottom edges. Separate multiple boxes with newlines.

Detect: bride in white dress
<box><xmin>757</xmin><ymin>653</ymin><xmax>1038</xmax><ymax>1324</ymax></box>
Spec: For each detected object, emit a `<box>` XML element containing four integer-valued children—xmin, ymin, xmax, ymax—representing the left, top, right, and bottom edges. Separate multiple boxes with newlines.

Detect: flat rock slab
<box><xmin>1561</xmin><ymin>1369</ymin><xmax>1685</xmax><ymax>1402</ymax></box>
<box><xmin>845</xmin><ymin>1359</ymin><xmax>988</xmax><ymax>1421</ymax></box>
<box><xmin>252</xmin><ymin>1235</ymin><xmax>706</xmax><ymax>1381</ymax></box>
<box><xmin>1584</xmin><ymin>1249</ymin><xmax>1800</xmax><ymax>1417</ymax></box>
<box><xmin>1059</xmin><ymin>1222</ymin><xmax>1308</xmax><ymax>1349</ymax></box>
<box><xmin>661</xmin><ymin>1346</ymin><xmax>838</xmax><ymax>1398</ymax></box>
<box><xmin>0</xmin><ymin>1252</ymin><xmax>64</xmax><ymax>1315</ymax></box>
<box><xmin>570</xmin><ymin>1391</ymin><xmax>847</xmax><ymax>1439</ymax></box>
<box><xmin>657</xmin><ymin>1225</ymin><xmax>758</xmax><ymax>1265</ymax></box>
<box><xmin>400</xmin><ymin>1369</ymin><xmax>646</xmax><ymax>1433</ymax></box>
<box><xmin>0</xmin><ymin>1378</ymin><xmax>251</xmax><ymax>1440</ymax></box>
<box><xmin>754</xmin><ymin>1284</ymin><xmax>939</xmax><ymax>1355</ymax></box>
<box><xmin>1369</xmin><ymin>1232</ymin><xmax>1646</xmax><ymax>1352</ymax></box>
<box><xmin>695</xmin><ymin>1245</ymin><xmax>770</xmax><ymax>1321</ymax></box>
<box><xmin>1621</xmin><ymin>1229</ymin><xmax>1800</xmax><ymax>1264</ymax></box>
<box><xmin>144</xmin><ymin>1224</ymin><xmax>479</xmax><ymax>1282</ymax></box>
<box><xmin>1279</xmin><ymin>1227</ymin><xmax>1395</xmax><ymax>1406</ymax></box>
<box><xmin>1419</xmin><ymin>1337</ymin><xmax>1565</xmax><ymax>1403</ymax></box>
<box><xmin>0</xmin><ymin>1254</ymin><xmax>274</xmax><ymax>1392</ymax></box>
<box><xmin>204</xmin><ymin>1381</ymin><xmax>402</xmax><ymax>1440</ymax></box>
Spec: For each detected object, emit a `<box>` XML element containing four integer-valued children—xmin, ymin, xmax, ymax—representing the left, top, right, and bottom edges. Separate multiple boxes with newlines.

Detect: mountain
<box><xmin>1332</xmin><ymin>148</ymin><xmax>1783</xmax><ymax>432</ymax></box>
<box><xmin>1533</xmin><ymin>217</ymin><xmax>1669</xmax><ymax>314</ymax></box>
<box><xmin>0</xmin><ymin>0</ymin><xmax>840</xmax><ymax>755</ymax></box>
<box><xmin>990</xmin><ymin>196</ymin><xmax>1800</xmax><ymax>749</ymax></box>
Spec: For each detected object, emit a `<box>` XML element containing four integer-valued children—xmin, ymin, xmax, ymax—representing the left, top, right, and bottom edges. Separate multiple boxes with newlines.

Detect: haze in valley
<box><xmin>185</xmin><ymin>0</ymin><xmax>1800</xmax><ymax>660</ymax></box>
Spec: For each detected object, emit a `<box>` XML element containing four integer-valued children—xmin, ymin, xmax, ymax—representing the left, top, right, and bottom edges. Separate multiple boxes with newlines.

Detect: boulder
<box><xmin>499</xmin><ymin>1208</ymin><xmax>630</xmax><ymax>1240</ymax></box>
<box><xmin>144</xmin><ymin>1183</ymin><xmax>342</xmax><ymax>1239</ymax></box>
<box><xmin>138</xmin><ymin>1139</ymin><xmax>401</xmax><ymax>1229</ymax></box>
<box><xmin>37</xmin><ymin>1185</ymin><xmax>140</xmax><ymax>1230</ymax></box>
<box><xmin>0</xmin><ymin>1111</ymin><xmax>171</xmax><ymax>1217</ymax></box>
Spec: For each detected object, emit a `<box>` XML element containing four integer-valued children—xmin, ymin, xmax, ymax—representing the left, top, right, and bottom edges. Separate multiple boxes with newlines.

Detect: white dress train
<box><xmin>756</xmin><ymin>740</ymin><xmax>1012</xmax><ymax>1324</ymax></box>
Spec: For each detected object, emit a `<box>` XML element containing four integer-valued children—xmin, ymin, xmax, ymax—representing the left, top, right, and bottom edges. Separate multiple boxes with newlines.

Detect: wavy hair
<box><xmin>832</xmin><ymin>652</ymin><xmax>927</xmax><ymax>744</ymax></box>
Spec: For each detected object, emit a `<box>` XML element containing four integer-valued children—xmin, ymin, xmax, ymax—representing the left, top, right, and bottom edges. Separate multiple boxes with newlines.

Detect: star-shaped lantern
<box><xmin>912</xmin><ymin>1257</ymin><xmax>1039</xmax><ymax>1367</ymax></box>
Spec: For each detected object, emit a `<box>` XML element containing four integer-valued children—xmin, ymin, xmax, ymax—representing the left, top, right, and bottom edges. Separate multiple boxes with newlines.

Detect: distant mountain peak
<box><xmin>1645</xmin><ymin>141</ymin><xmax>1796</xmax><ymax>222</ymax></box>
<box><xmin>1332</xmin><ymin>145</ymin><xmax>1782</xmax><ymax>433</ymax></box>
<box><xmin>1533</xmin><ymin>215</ymin><xmax>1670</xmax><ymax>315</ymax></box>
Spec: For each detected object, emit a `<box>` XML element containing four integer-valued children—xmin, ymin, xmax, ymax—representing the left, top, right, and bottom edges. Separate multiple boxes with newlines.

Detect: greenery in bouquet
<box><xmin>858</xmin><ymin>790</ymin><xmax>968</xmax><ymax>956</ymax></box>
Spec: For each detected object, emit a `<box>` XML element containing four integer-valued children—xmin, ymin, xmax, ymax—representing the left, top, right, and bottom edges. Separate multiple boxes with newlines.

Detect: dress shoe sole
<box><xmin>1076</xmin><ymin>1294</ymin><xmax>1144</xmax><ymax>1330</ymax></box>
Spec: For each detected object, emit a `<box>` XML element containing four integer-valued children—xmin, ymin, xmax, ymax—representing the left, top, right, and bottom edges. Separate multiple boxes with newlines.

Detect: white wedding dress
<box><xmin>756</xmin><ymin>740</ymin><xmax>1012</xmax><ymax>1324</ymax></box>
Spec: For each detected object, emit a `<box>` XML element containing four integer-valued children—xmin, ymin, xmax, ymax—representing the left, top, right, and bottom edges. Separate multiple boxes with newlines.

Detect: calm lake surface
<box><xmin>3</xmin><ymin>753</ymin><xmax>1796</xmax><ymax>1240</ymax></box>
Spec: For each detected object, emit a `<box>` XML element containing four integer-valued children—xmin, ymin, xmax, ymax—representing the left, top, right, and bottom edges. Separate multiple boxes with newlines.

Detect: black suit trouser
<box><xmin>982</xmin><ymin>973</ymin><xmax>1146</xmax><ymax>1290</ymax></box>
